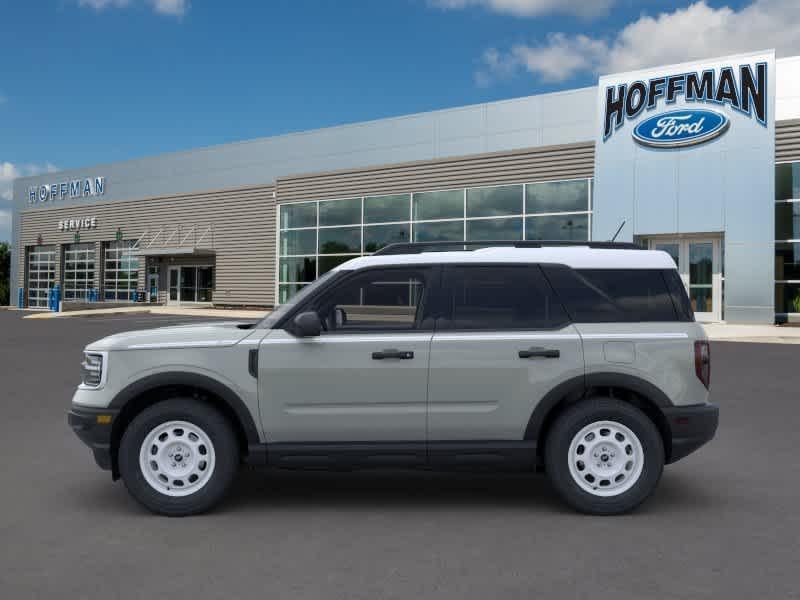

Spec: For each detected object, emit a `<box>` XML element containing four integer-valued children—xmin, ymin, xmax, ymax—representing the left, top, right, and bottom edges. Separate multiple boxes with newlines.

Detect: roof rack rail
<box><xmin>373</xmin><ymin>240</ymin><xmax>643</xmax><ymax>255</ymax></box>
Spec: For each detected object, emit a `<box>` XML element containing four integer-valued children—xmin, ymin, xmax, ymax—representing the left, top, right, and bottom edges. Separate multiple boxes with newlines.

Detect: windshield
<box><xmin>259</xmin><ymin>271</ymin><xmax>340</xmax><ymax>329</ymax></box>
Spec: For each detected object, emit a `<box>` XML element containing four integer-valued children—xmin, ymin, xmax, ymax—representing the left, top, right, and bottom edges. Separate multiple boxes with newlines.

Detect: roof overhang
<box><xmin>132</xmin><ymin>247</ymin><xmax>216</xmax><ymax>257</ymax></box>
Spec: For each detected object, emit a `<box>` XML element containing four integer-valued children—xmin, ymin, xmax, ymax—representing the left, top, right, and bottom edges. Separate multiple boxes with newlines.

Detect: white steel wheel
<box><xmin>567</xmin><ymin>420</ymin><xmax>644</xmax><ymax>497</ymax></box>
<box><xmin>138</xmin><ymin>420</ymin><xmax>217</xmax><ymax>497</ymax></box>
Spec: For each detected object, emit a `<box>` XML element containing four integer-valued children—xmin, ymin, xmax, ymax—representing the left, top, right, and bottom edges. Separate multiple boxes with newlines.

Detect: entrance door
<box><xmin>147</xmin><ymin>267</ymin><xmax>159</xmax><ymax>303</ymax></box>
<box><xmin>168</xmin><ymin>267</ymin><xmax>179</xmax><ymax>305</ymax></box>
<box><xmin>646</xmin><ymin>237</ymin><xmax>722</xmax><ymax>322</ymax></box>
<box><xmin>167</xmin><ymin>266</ymin><xmax>214</xmax><ymax>305</ymax></box>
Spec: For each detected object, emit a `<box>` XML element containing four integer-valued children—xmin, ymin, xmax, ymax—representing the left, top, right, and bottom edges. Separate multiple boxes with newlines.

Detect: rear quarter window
<box><xmin>543</xmin><ymin>266</ymin><xmax>682</xmax><ymax>322</ymax></box>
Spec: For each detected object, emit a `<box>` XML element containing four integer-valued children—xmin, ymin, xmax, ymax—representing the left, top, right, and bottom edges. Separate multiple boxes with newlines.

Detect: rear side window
<box><xmin>543</xmin><ymin>266</ymin><xmax>679</xmax><ymax>322</ymax></box>
<box><xmin>439</xmin><ymin>265</ymin><xmax>569</xmax><ymax>330</ymax></box>
<box><xmin>663</xmin><ymin>269</ymin><xmax>695</xmax><ymax>322</ymax></box>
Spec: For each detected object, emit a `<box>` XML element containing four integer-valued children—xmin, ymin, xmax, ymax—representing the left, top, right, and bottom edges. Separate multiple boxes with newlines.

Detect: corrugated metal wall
<box><xmin>18</xmin><ymin>185</ymin><xmax>275</xmax><ymax>307</ymax></box>
<box><xmin>777</xmin><ymin>119</ymin><xmax>800</xmax><ymax>163</ymax></box>
<box><xmin>274</xmin><ymin>142</ymin><xmax>595</xmax><ymax>203</ymax></box>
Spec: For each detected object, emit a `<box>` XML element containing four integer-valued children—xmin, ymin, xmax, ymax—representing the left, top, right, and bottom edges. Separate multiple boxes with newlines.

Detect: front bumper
<box><xmin>68</xmin><ymin>406</ymin><xmax>119</xmax><ymax>471</ymax></box>
<box><xmin>663</xmin><ymin>403</ymin><xmax>719</xmax><ymax>463</ymax></box>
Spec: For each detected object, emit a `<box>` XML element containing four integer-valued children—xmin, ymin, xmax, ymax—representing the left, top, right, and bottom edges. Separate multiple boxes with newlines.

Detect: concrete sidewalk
<box><xmin>22</xmin><ymin>306</ymin><xmax>268</xmax><ymax>320</ymax></box>
<box><xmin>701</xmin><ymin>322</ymin><xmax>800</xmax><ymax>343</ymax></box>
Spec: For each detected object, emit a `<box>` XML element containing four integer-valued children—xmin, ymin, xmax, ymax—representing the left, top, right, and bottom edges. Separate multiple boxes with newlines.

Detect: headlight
<box><xmin>81</xmin><ymin>352</ymin><xmax>104</xmax><ymax>388</ymax></box>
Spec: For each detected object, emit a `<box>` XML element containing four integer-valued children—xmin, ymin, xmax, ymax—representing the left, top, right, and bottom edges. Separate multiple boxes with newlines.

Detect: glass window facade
<box><xmin>277</xmin><ymin>179</ymin><xmax>592</xmax><ymax>302</ymax></box>
<box><xmin>63</xmin><ymin>243</ymin><xmax>96</xmax><ymax>301</ymax></box>
<box><xmin>776</xmin><ymin>163</ymin><xmax>800</xmax><ymax>201</ymax></box>
<box><xmin>103</xmin><ymin>240</ymin><xmax>139</xmax><ymax>302</ymax></box>
<box><xmin>27</xmin><ymin>245</ymin><xmax>56</xmax><ymax>308</ymax></box>
<box><xmin>776</xmin><ymin>162</ymin><xmax>800</xmax><ymax>314</ymax></box>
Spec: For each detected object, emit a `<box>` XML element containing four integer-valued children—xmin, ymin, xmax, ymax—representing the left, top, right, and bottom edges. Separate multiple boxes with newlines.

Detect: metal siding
<box><xmin>274</xmin><ymin>142</ymin><xmax>595</xmax><ymax>203</ymax></box>
<box><xmin>776</xmin><ymin>120</ymin><xmax>800</xmax><ymax>163</ymax></box>
<box><xmin>17</xmin><ymin>185</ymin><xmax>276</xmax><ymax>307</ymax></box>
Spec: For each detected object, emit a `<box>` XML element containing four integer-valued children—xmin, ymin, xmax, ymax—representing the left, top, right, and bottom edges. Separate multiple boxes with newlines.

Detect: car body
<box><xmin>69</xmin><ymin>242</ymin><xmax>718</xmax><ymax>516</ymax></box>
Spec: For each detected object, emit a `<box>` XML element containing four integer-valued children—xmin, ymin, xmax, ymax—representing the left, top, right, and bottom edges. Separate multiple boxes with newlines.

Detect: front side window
<box><xmin>439</xmin><ymin>265</ymin><xmax>568</xmax><ymax>330</ymax></box>
<box><xmin>313</xmin><ymin>268</ymin><xmax>431</xmax><ymax>332</ymax></box>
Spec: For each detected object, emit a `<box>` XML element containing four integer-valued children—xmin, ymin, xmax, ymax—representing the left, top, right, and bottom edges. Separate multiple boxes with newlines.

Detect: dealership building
<box><xmin>9</xmin><ymin>49</ymin><xmax>800</xmax><ymax>323</ymax></box>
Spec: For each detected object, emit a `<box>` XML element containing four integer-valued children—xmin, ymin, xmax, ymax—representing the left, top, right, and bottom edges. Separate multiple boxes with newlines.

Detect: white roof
<box><xmin>334</xmin><ymin>246</ymin><xmax>677</xmax><ymax>271</ymax></box>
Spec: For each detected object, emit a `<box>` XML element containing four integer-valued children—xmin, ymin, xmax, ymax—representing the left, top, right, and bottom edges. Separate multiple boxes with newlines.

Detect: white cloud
<box><xmin>430</xmin><ymin>0</ymin><xmax>614</xmax><ymax>18</ymax></box>
<box><xmin>77</xmin><ymin>0</ymin><xmax>188</xmax><ymax>17</ymax></box>
<box><xmin>149</xmin><ymin>0</ymin><xmax>189</xmax><ymax>17</ymax></box>
<box><xmin>0</xmin><ymin>162</ymin><xmax>58</xmax><ymax>243</ymax></box>
<box><xmin>476</xmin><ymin>0</ymin><xmax>800</xmax><ymax>84</ymax></box>
<box><xmin>78</xmin><ymin>0</ymin><xmax>131</xmax><ymax>9</ymax></box>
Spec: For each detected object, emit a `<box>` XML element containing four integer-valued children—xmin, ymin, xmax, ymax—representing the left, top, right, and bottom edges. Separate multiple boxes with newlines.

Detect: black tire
<box><xmin>544</xmin><ymin>398</ymin><xmax>664</xmax><ymax>515</ymax></box>
<box><xmin>118</xmin><ymin>398</ymin><xmax>240</xmax><ymax>517</ymax></box>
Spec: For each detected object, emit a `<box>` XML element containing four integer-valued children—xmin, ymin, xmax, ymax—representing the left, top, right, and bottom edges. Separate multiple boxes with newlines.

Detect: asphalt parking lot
<box><xmin>1</xmin><ymin>311</ymin><xmax>798</xmax><ymax>599</ymax></box>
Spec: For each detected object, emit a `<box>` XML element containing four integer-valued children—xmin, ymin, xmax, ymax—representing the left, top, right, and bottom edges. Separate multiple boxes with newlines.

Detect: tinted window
<box><xmin>314</xmin><ymin>268</ymin><xmax>430</xmax><ymax>332</ymax></box>
<box><xmin>544</xmin><ymin>266</ymin><xmax>679</xmax><ymax>322</ymax></box>
<box><xmin>440</xmin><ymin>266</ymin><xmax>568</xmax><ymax>330</ymax></box>
<box><xmin>663</xmin><ymin>269</ymin><xmax>694</xmax><ymax>322</ymax></box>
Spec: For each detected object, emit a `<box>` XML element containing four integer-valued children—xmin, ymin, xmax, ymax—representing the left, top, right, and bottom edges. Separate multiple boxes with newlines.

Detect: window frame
<box><xmin>435</xmin><ymin>263</ymin><xmax>571</xmax><ymax>332</ymax></box>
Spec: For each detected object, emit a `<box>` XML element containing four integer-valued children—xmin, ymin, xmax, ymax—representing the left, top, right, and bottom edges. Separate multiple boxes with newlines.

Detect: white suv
<box><xmin>69</xmin><ymin>241</ymin><xmax>718</xmax><ymax>516</ymax></box>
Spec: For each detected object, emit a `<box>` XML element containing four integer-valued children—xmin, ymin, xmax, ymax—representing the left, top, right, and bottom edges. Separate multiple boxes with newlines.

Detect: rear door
<box><xmin>426</xmin><ymin>264</ymin><xmax>584</xmax><ymax>441</ymax></box>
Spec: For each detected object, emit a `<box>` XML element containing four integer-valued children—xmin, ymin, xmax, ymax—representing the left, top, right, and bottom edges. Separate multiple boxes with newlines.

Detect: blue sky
<box><xmin>1</xmin><ymin>0</ymin><xmax>798</xmax><ymax>241</ymax></box>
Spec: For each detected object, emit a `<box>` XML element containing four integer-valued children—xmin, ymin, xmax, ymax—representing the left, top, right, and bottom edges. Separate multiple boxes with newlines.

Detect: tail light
<box><xmin>694</xmin><ymin>340</ymin><xmax>711</xmax><ymax>389</ymax></box>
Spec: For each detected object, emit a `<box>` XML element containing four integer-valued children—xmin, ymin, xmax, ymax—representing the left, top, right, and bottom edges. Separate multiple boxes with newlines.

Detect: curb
<box><xmin>23</xmin><ymin>307</ymin><xmax>267</xmax><ymax>320</ymax></box>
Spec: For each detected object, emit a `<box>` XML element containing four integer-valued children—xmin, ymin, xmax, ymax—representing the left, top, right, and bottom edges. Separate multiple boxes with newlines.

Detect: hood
<box><xmin>85</xmin><ymin>321</ymin><xmax>258</xmax><ymax>352</ymax></box>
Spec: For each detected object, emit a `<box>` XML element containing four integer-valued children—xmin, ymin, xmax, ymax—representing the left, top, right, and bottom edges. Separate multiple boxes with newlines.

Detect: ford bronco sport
<box><xmin>69</xmin><ymin>241</ymin><xmax>718</xmax><ymax>516</ymax></box>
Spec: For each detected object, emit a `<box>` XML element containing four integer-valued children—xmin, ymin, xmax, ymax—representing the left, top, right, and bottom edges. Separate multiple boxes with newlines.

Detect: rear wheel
<box><xmin>544</xmin><ymin>398</ymin><xmax>664</xmax><ymax>515</ymax></box>
<box><xmin>118</xmin><ymin>399</ymin><xmax>240</xmax><ymax>516</ymax></box>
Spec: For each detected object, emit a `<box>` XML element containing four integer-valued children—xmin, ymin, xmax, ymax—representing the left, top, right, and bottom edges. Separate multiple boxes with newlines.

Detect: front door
<box><xmin>426</xmin><ymin>265</ymin><xmax>584</xmax><ymax>442</ymax></box>
<box><xmin>258</xmin><ymin>266</ymin><xmax>435</xmax><ymax>443</ymax></box>
<box><xmin>646</xmin><ymin>237</ymin><xmax>722</xmax><ymax>322</ymax></box>
<box><xmin>168</xmin><ymin>267</ymin><xmax>180</xmax><ymax>305</ymax></box>
<box><xmin>147</xmin><ymin>268</ymin><xmax>159</xmax><ymax>303</ymax></box>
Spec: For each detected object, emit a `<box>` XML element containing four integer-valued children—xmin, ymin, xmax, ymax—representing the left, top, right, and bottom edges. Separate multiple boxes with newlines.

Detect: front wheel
<box><xmin>118</xmin><ymin>399</ymin><xmax>240</xmax><ymax>516</ymax></box>
<box><xmin>544</xmin><ymin>398</ymin><xmax>664</xmax><ymax>515</ymax></box>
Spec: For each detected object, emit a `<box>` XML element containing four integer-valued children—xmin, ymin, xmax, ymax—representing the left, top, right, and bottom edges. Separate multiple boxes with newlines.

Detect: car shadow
<box><xmin>63</xmin><ymin>466</ymin><xmax>719</xmax><ymax>517</ymax></box>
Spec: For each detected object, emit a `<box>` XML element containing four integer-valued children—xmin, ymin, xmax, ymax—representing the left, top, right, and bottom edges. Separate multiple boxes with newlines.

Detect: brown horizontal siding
<box><xmin>18</xmin><ymin>185</ymin><xmax>276</xmax><ymax>307</ymax></box>
<box><xmin>777</xmin><ymin>120</ymin><xmax>800</xmax><ymax>163</ymax></box>
<box><xmin>275</xmin><ymin>142</ymin><xmax>595</xmax><ymax>203</ymax></box>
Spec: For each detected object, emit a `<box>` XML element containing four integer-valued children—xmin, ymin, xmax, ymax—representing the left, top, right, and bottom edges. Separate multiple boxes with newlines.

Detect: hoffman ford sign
<box><xmin>28</xmin><ymin>176</ymin><xmax>105</xmax><ymax>205</ymax></box>
<box><xmin>602</xmin><ymin>62</ymin><xmax>767</xmax><ymax>148</ymax></box>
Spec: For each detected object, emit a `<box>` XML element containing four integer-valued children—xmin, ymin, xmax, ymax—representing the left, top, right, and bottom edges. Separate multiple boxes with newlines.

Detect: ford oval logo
<box><xmin>632</xmin><ymin>109</ymin><xmax>730</xmax><ymax>149</ymax></box>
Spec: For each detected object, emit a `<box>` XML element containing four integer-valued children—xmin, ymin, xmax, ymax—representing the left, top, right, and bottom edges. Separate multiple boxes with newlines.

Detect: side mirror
<box><xmin>292</xmin><ymin>311</ymin><xmax>322</xmax><ymax>337</ymax></box>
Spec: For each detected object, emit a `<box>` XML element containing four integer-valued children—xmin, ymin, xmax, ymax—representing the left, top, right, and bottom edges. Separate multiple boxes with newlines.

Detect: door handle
<box><xmin>372</xmin><ymin>349</ymin><xmax>414</xmax><ymax>360</ymax></box>
<box><xmin>518</xmin><ymin>347</ymin><xmax>560</xmax><ymax>359</ymax></box>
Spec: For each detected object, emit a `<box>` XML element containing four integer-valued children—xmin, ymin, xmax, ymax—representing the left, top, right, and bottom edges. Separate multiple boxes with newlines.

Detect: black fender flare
<box><xmin>109</xmin><ymin>372</ymin><xmax>260</xmax><ymax>445</ymax></box>
<box><xmin>524</xmin><ymin>372</ymin><xmax>672</xmax><ymax>441</ymax></box>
